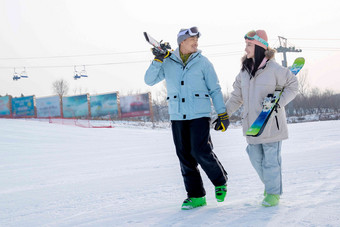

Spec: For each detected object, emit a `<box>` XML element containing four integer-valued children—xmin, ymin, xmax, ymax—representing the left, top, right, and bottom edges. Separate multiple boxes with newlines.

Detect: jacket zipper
<box><xmin>275</xmin><ymin>116</ymin><xmax>279</xmax><ymax>130</ymax></box>
<box><xmin>169</xmin><ymin>52</ymin><xmax>200</xmax><ymax>68</ymax></box>
<box><xmin>274</xmin><ymin>106</ymin><xmax>280</xmax><ymax>130</ymax></box>
<box><xmin>169</xmin><ymin>53</ymin><xmax>200</xmax><ymax>117</ymax></box>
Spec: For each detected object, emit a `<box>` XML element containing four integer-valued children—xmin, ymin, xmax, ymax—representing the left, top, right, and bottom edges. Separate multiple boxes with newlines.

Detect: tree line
<box><xmin>151</xmin><ymin>74</ymin><xmax>340</xmax><ymax>123</ymax></box>
<box><xmin>6</xmin><ymin>76</ymin><xmax>337</xmax><ymax>124</ymax></box>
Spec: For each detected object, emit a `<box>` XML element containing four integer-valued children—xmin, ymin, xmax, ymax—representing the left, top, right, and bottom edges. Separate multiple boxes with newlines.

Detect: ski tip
<box><xmin>294</xmin><ymin>57</ymin><xmax>305</xmax><ymax>65</ymax></box>
<box><xmin>143</xmin><ymin>32</ymin><xmax>149</xmax><ymax>42</ymax></box>
<box><xmin>290</xmin><ymin>57</ymin><xmax>305</xmax><ymax>75</ymax></box>
<box><xmin>292</xmin><ymin>57</ymin><xmax>305</xmax><ymax>67</ymax></box>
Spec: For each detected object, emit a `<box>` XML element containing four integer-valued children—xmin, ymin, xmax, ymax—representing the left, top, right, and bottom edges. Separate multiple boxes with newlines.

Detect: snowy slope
<box><xmin>1</xmin><ymin>119</ymin><xmax>340</xmax><ymax>227</ymax></box>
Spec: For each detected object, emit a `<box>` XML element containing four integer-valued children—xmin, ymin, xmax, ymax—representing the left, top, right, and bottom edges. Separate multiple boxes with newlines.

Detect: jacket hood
<box><xmin>265</xmin><ymin>47</ymin><xmax>276</xmax><ymax>59</ymax></box>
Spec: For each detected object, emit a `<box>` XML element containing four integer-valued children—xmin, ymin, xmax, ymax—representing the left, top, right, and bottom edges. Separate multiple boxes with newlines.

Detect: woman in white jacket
<box><xmin>225</xmin><ymin>30</ymin><xmax>298</xmax><ymax>207</ymax></box>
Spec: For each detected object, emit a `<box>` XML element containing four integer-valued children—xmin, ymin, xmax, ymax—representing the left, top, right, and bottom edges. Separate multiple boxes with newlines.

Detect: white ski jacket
<box><xmin>226</xmin><ymin>55</ymin><xmax>298</xmax><ymax>144</ymax></box>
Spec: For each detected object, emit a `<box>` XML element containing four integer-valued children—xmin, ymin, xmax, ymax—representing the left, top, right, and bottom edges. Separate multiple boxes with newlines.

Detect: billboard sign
<box><xmin>12</xmin><ymin>96</ymin><xmax>35</xmax><ymax>117</ymax></box>
<box><xmin>62</xmin><ymin>94</ymin><xmax>89</xmax><ymax>118</ymax></box>
<box><xmin>90</xmin><ymin>93</ymin><xmax>118</xmax><ymax>117</ymax></box>
<box><xmin>120</xmin><ymin>93</ymin><xmax>151</xmax><ymax>118</ymax></box>
<box><xmin>36</xmin><ymin>96</ymin><xmax>62</xmax><ymax>118</ymax></box>
<box><xmin>0</xmin><ymin>96</ymin><xmax>11</xmax><ymax>116</ymax></box>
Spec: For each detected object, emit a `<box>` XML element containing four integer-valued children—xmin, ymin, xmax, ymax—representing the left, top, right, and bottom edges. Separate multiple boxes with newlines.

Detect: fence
<box><xmin>0</xmin><ymin>92</ymin><xmax>154</xmax><ymax>128</ymax></box>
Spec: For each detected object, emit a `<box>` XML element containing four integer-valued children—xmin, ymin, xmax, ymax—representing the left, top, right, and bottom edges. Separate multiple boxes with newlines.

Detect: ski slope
<box><xmin>1</xmin><ymin>119</ymin><xmax>340</xmax><ymax>226</ymax></box>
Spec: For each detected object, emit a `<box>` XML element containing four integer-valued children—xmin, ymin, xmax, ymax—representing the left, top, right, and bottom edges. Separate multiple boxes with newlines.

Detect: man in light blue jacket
<box><xmin>145</xmin><ymin>27</ymin><xmax>230</xmax><ymax>210</ymax></box>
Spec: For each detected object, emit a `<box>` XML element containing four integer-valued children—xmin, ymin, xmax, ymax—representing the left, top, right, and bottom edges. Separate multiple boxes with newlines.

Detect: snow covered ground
<box><xmin>1</xmin><ymin>119</ymin><xmax>340</xmax><ymax>227</ymax></box>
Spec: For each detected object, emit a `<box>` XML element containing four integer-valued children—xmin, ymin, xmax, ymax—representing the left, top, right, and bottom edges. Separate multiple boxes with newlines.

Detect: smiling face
<box><xmin>180</xmin><ymin>36</ymin><xmax>198</xmax><ymax>55</ymax></box>
<box><xmin>245</xmin><ymin>41</ymin><xmax>255</xmax><ymax>59</ymax></box>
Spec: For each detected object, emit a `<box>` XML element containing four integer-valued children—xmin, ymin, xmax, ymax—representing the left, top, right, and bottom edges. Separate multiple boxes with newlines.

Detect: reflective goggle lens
<box><xmin>189</xmin><ymin>27</ymin><xmax>199</xmax><ymax>35</ymax></box>
<box><xmin>177</xmin><ymin>27</ymin><xmax>200</xmax><ymax>38</ymax></box>
<box><xmin>244</xmin><ymin>30</ymin><xmax>268</xmax><ymax>47</ymax></box>
<box><xmin>245</xmin><ymin>30</ymin><xmax>257</xmax><ymax>39</ymax></box>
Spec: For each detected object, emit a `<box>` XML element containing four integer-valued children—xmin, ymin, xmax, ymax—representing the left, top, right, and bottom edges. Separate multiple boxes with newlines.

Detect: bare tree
<box><xmin>73</xmin><ymin>86</ymin><xmax>89</xmax><ymax>95</ymax></box>
<box><xmin>154</xmin><ymin>81</ymin><xmax>167</xmax><ymax>105</ymax></box>
<box><xmin>152</xmin><ymin>81</ymin><xmax>169</xmax><ymax>122</ymax></box>
<box><xmin>52</xmin><ymin>79</ymin><xmax>69</xmax><ymax>97</ymax></box>
<box><xmin>298</xmin><ymin>69</ymin><xmax>309</xmax><ymax>98</ymax></box>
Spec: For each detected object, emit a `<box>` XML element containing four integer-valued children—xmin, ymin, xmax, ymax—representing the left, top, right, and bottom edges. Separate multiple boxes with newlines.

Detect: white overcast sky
<box><xmin>0</xmin><ymin>0</ymin><xmax>339</xmax><ymax>98</ymax></box>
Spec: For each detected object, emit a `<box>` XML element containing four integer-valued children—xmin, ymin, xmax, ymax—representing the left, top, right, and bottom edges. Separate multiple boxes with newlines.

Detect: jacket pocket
<box><xmin>260</xmin><ymin>113</ymin><xmax>275</xmax><ymax>138</ymax></box>
<box><xmin>261</xmin><ymin>109</ymin><xmax>282</xmax><ymax>138</ymax></box>
<box><xmin>242</xmin><ymin>112</ymin><xmax>249</xmax><ymax>135</ymax></box>
<box><xmin>193</xmin><ymin>91</ymin><xmax>211</xmax><ymax>114</ymax></box>
<box><xmin>167</xmin><ymin>93</ymin><xmax>179</xmax><ymax>114</ymax></box>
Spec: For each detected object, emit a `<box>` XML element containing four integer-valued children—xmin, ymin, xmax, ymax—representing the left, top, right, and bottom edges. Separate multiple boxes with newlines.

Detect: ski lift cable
<box><xmin>286</xmin><ymin>38</ymin><xmax>340</xmax><ymax>41</ymax></box>
<box><xmin>0</xmin><ymin>46</ymin><xmax>339</xmax><ymax>70</ymax></box>
<box><xmin>0</xmin><ymin>38</ymin><xmax>338</xmax><ymax>61</ymax></box>
<box><xmin>0</xmin><ymin>50</ymin><xmax>150</xmax><ymax>60</ymax></box>
<box><xmin>0</xmin><ymin>60</ymin><xmax>151</xmax><ymax>69</ymax></box>
<box><xmin>0</xmin><ymin>42</ymin><xmax>248</xmax><ymax>61</ymax></box>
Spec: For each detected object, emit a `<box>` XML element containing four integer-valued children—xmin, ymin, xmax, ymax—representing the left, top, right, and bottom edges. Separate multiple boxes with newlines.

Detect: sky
<box><xmin>0</xmin><ymin>0</ymin><xmax>339</xmax><ymax>98</ymax></box>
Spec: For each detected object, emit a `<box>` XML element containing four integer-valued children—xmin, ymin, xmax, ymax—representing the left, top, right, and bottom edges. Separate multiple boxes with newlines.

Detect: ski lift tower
<box><xmin>275</xmin><ymin>36</ymin><xmax>302</xmax><ymax>67</ymax></box>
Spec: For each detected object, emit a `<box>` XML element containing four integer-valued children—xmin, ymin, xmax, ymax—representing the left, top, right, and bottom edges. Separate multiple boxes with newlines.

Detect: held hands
<box><xmin>152</xmin><ymin>41</ymin><xmax>171</xmax><ymax>63</ymax></box>
<box><xmin>213</xmin><ymin>112</ymin><xmax>230</xmax><ymax>132</ymax></box>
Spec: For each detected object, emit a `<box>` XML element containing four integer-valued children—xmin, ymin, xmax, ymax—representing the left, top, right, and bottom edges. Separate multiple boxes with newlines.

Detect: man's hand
<box><xmin>213</xmin><ymin>112</ymin><xmax>230</xmax><ymax>132</ymax></box>
<box><xmin>152</xmin><ymin>48</ymin><xmax>171</xmax><ymax>63</ymax></box>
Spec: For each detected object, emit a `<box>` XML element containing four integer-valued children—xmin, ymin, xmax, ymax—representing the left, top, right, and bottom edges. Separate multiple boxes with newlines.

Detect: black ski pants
<box><xmin>171</xmin><ymin>117</ymin><xmax>228</xmax><ymax>198</ymax></box>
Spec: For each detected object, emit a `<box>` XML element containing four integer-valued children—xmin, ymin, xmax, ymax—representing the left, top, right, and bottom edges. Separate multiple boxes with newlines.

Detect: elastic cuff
<box><xmin>153</xmin><ymin>58</ymin><xmax>163</xmax><ymax>63</ymax></box>
<box><xmin>164</xmin><ymin>51</ymin><xmax>170</xmax><ymax>58</ymax></box>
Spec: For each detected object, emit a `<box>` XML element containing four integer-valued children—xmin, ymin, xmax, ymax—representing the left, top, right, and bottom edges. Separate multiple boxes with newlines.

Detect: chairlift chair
<box><xmin>13</xmin><ymin>68</ymin><xmax>20</xmax><ymax>81</ymax></box>
<box><xmin>20</xmin><ymin>67</ymin><xmax>28</xmax><ymax>78</ymax></box>
<box><xmin>74</xmin><ymin>71</ymin><xmax>81</xmax><ymax>80</ymax></box>
<box><xmin>74</xmin><ymin>66</ymin><xmax>81</xmax><ymax>80</ymax></box>
<box><xmin>80</xmin><ymin>65</ymin><xmax>88</xmax><ymax>77</ymax></box>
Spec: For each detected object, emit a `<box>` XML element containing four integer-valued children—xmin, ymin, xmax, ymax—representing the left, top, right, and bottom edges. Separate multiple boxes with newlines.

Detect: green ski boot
<box><xmin>262</xmin><ymin>194</ymin><xmax>280</xmax><ymax>207</ymax></box>
<box><xmin>215</xmin><ymin>185</ymin><xmax>227</xmax><ymax>202</ymax></box>
<box><xmin>181</xmin><ymin>197</ymin><xmax>207</xmax><ymax>210</ymax></box>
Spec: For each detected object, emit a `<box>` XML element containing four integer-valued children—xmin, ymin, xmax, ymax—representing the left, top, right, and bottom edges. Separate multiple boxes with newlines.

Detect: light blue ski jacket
<box><xmin>145</xmin><ymin>48</ymin><xmax>226</xmax><ymax>120</ymax></box>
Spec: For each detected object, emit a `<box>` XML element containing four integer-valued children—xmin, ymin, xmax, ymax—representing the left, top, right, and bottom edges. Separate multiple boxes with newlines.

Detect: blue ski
<box><xmin>246</xmin><ymin>57</ymin><xmax>305</xmax><ymax>137</ymax></box>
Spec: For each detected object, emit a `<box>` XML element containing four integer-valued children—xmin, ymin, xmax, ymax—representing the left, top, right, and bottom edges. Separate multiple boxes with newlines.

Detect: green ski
<box><xmin>246</xmin><ymin>57</ymin><xmax>305</xmax><ymax>137</ymax></box>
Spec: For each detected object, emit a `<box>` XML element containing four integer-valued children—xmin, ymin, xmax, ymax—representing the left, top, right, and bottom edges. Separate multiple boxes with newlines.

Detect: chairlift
<box><xmin>80</xmin><ymin>65</ymin><xmax>88</xmax><ymax>78</ymax></box>
<box><xmin>74</xmin><ymin>71</ymin><xmax>81</xmax><ymax>80</ymax></box>
<box><xmin>74</xmin><ymin>66</ymin><xmax>81</xmax><ymax>80</ymax></box>
<box><xmin>13</xmin><ymin>68</ymin><xmax>21</xmax><ymax>81</ymax></box>
<box><xmin>20</xmin><ymin>67</ymin><xmax>29</xmax><ymax>78</ymax></box>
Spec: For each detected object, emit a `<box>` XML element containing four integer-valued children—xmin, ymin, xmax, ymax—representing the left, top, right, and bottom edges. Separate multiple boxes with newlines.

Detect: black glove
<box><xmin>152</xmin><ymin>41</ymin><xmax>171</xmax><ymax>63</ymax></box>
<box><xmin>152</xmin><ymin>48</ymin><xmax>171</xmax><ymax>63</ymax></box>
<box><xmin>213</xmin><ymin>112</ymin><xmax>230</xmax><ymax>132</ymax></box>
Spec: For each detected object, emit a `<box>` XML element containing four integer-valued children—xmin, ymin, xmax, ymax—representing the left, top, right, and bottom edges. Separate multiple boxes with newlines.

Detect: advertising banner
<box><xmin>62</xmin><ymin>94</ymin><xmax>89</xmax><ymax>118</ymax></box>
<box><xmin>12</xmin><ymin>96</ymin><xmax>35</xmax><ymax>117</ymax></box>
<box><xmin>36</xmin><ymin>96</ymin><xmax>61</xmax><ymax>118</ymax></box>
<box><xmin>120</xmin><ymin>93</ymin><xmax>151</xmax><ymax>118</ymax></box>
<box><xmin>0</xmin><ymin>96</ymin><xmax>11</xmax><ymax>116</ymax></box>
<box><xmin>90</xmin><ymin>93</ymin><xmax>118</xmax><ymax>117</ymax></box>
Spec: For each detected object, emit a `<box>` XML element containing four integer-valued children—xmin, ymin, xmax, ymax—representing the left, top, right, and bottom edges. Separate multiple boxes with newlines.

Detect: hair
<box><xmin>241</xmin><ymin>45</ymin><xmax>266</xmax><ymax>77</ymax></box>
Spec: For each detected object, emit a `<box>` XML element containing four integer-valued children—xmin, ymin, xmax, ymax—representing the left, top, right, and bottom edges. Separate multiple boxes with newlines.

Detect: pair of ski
<box><xmin>143</xmin><ymin>32</ymin><xmax>305</xmax><ymax>137</ymax></box>
<box><xmin>246</xmin><ymin>57</ymin><xmax>305</xmax><ymax>136</ymax></box>
<box><xmin>144</xmin><ymin>32</ymin><xmax>170</xmax><ymax>55</ymax></box>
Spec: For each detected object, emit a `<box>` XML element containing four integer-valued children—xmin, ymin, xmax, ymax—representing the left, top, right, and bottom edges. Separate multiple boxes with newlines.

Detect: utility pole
<box><xmin>275</xmin><ymin>36</ymin><xmax>302</xmax><ymax>67</ymax></box>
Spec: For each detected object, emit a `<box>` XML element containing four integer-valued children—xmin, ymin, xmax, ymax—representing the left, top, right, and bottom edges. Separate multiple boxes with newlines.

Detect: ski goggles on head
<box><xmin>244</xmin><ymin>30</ymin><xmax>268</xmax><ymax>47</ymax></box>
<box><xmin>177</xmin><ymin>26</ymin><xmax>200</xmax><ymax>38</ymax></box>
